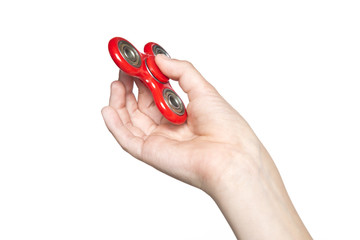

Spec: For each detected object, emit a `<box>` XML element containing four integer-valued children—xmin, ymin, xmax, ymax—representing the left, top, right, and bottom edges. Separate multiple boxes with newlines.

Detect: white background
<box><xmin>0</xmin><ymin>0</ymin><xmax>359</xmax><ymax>239</ymax></box>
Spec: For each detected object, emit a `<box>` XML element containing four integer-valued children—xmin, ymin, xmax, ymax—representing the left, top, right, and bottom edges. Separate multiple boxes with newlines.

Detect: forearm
<box><xmin>209</xmin><ymin>145</ymin><xmax>312</xmax><ymax>240</ymax></box>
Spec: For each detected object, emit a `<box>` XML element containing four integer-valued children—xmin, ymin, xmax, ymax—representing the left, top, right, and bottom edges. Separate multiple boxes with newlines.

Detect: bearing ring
<box><xmin>152</xmin><ymin>44</ymin><xmax>170</xmax><ymax>58</ymax></box>
<box><xmin>118</xmin><ymin>40</ymin><xmax>141</xmax><ymax>68</ymax></box>
<box><xmin>163</xmin><ymin>89</ymin><xmax>185</xmax><ymax>116</ymax></box>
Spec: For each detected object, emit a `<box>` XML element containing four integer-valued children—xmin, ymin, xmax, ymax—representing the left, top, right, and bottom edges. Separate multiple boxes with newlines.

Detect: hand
<box><xmin>102</xmin><ymin>54</ymin><xmax>312</xmax><ymax>239</ymax></box>
<box><xmin>101</xmin><ymin>54</ymin><xmax>259</xmax><ymax>193</ymax></box>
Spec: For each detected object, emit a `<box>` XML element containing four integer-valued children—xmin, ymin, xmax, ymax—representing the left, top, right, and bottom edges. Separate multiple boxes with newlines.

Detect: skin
<box><xmin>102</xmin><ymin>54</ymin><xmax>312</xmax><ymax>240</ymax></box>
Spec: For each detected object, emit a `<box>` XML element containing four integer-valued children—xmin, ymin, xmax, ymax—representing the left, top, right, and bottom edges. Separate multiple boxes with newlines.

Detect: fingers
<box><xmin>101</xmin><ymin>106</ymin><xmax>144</xmax><ymax>159</ymax></box>
<box><xmin>155</xmin><ymin>54</ymin><xmax>217</xmax><ymax>101</ymax></box>
<box><xmin>118</xmin><ymin>70</ymin><xmax>134</xmax><ymax>94</ymax></box>
<box><xmin>109</xmin><ymin>81</ymin><xmax>126</xmax><ymax>109</ymax></box>
<box><xmin>134</xmin><ymin>78</ymin><xmax>152</xmax><ymax>107</ymax></box>
<box><xmin>134</xmin><ymin>78</ymin><xmax>163</xmax><ymax>124</ymax></box>
<box><xmin>118</xmin><ymin>70</ymin><xmax>137</xmax><ymax>113</ymax></box>
<box><xmin>117</xmin><ymin>69</ymin><xmax>162</xmax><ymax>125</ymax></box>
<box><xmin>108</xmin><ymin>79</ymin><xmax>156</xmax><ymax>136</ymax></box>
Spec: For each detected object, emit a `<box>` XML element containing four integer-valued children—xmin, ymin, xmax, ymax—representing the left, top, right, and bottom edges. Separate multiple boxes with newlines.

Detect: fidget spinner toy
<box><xmin>108</xmin><ymin>37</ymin><xmax>187</xmax><ymax>124</ymax></box>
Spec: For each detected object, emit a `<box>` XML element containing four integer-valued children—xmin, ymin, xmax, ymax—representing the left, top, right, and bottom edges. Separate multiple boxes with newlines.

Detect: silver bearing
<box><xmin>118</xmin><ymin>40</ymin><xmax>141</xmax><ymax>68</ymax></box>
<box><xmin>163</xmin><ymin>89</ymin><xmax>185</xmax><ymax>116</ymax></box>
<box><xmin>152</xmin><ymin>44</ymin><xmax>170</xmax><ymax>58</ymax></box>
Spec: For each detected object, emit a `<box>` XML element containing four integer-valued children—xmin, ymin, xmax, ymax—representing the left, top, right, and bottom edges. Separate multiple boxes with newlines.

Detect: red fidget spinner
<box><xmin>108</xmin><ymin>37</ymin><xmax>187</xmax><ymax>124</ymax></box>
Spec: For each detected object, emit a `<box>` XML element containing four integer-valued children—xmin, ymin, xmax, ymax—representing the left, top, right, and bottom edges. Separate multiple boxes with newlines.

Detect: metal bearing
<box><xmin>152</xmin><ymin>44</ymin><xmax>170</xmax><ymax>58</ymax></box>
<box><xmin>163</xmin><ymin>89</ymin><xmax>185</xmax><ymax>116</ymax></box>
<box><xmin>118</xmin><ymin>40</ymin><xmax>141</xmax><ymax>68</ymax></box>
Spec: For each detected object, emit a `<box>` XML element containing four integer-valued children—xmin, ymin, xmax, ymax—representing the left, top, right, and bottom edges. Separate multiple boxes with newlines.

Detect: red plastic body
<box><xmin>108</xmin><ymin>37</ymin><xmax>187</xmax><ymax>124</ymax></box>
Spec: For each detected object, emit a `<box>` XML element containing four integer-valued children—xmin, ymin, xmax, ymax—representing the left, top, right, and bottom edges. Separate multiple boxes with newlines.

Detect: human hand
<box><xmin>102</xmin><ymin>54</ymin><xmax>312</xmax><ymax>239</ymax></box>
<box><xmin>101</xmin><ymin>54</ymin><xmax>260</xmax><ymax>194</ymax></box>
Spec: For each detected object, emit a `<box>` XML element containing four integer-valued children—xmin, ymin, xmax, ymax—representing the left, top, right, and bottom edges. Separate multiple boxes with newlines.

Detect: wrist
<box><xmin>202</xmin><ymin>143</ymin><xmax>264</xmax><ymax>198</ymax></box>
<box><xmin>205</xmin><ymin>145</ymin><xmax>312</xmax><ymax>239</ymax></box>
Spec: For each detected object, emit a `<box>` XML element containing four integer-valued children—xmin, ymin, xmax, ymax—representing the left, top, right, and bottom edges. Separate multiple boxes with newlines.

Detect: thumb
<box><xmin>155</xmin><ymin>54</ymin><xmax>216</xmax><ymax>101</ymax></box>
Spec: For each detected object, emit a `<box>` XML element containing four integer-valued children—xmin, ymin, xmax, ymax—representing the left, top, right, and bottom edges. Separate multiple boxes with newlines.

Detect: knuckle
<box><xmin>181</xmin><ymin>60</ymin><xmax>194</xmax><ymax>69</ymax></box>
